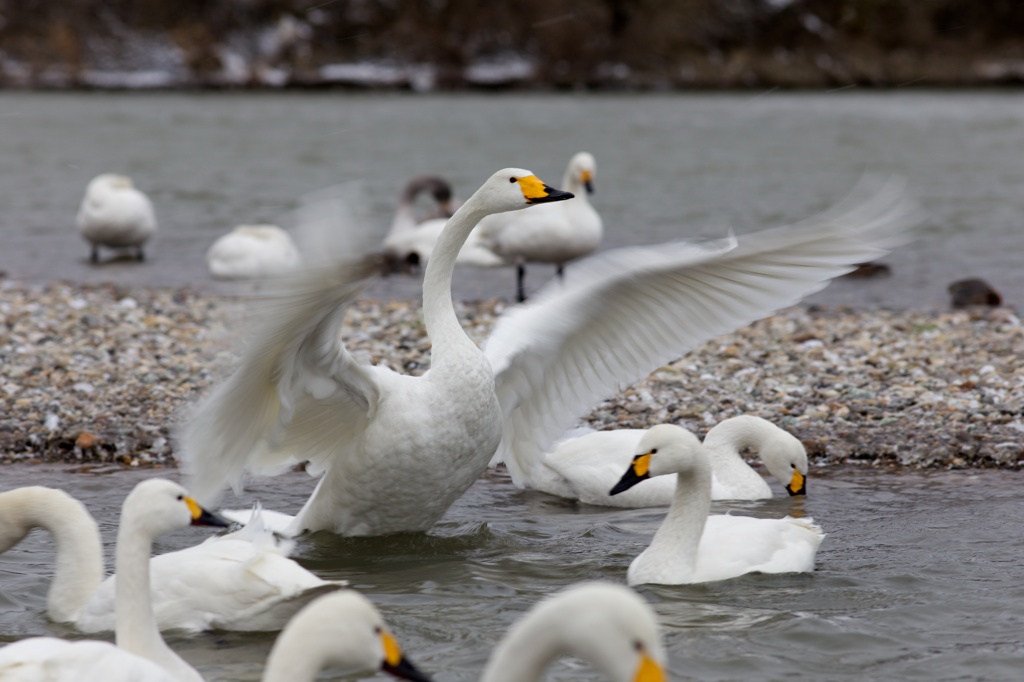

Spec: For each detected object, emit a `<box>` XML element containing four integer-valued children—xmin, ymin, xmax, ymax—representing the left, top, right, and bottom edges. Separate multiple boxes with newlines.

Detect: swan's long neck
<box><xmin>646</xmin><ymin>462</ymin><xmax>713</xmax><ymax>578</ymax></box>
<box><xmin>481</xmin><ymin>609</ymin><xmax>568</xmax><ymax>682</ymax></box>
<box><xmin>704</xmin><ymin>418</ymin><xmax>773</xmax><ymax>494</ymax></box>
<box><xmin>0</xmin><ymin>488</ymin><xmax>104</xmax><ymax>623</ymax></box>
<box><xmin>115</xmin><ymin>517</ymin><xmax>200</xmax><ymax>682</ymax></box>
<box><xmin>262</xmin><ymin>629</ymin><xmax>327</xmax><ymax>682</ymax></box>
<box><xmin>421</xmin><ymin>198</ymin><xmax>491</xmax><ymax>366</ymax></box>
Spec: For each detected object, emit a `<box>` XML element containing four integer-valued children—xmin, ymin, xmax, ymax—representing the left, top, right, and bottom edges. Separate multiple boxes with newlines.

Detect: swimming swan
<box><xmin>0</xmin><ymin>479</ymin><xmax>228</xmax><ymax>682</ymax></box>
<box><xmin>474</xmin><ymin>151</ymin><xmax>602</xmax><ymax>301</ymax></box>
<box><xmin>0</xmin><ymin>487</ymin><xmax>347</xmax><ymax>633</ymax></box>
<box><xmin>76</xmin><ymin>173</ymin><xmax>158</xmax><ymax>263</ymax></box>
<box><xmin>610</xmin><ymin>425</ymin><xmax>824</xmax><ymax>586</ymax></box>
<box><xmin>206</xmin><ymin>225</ymin><xmax>303</xmax><ymax>280</ymax></box>
<box><xmin>480</xmin><ymin>582</ymin><xmax>666</xmax><ymax>682</ymax></box>
<box><xmin>522</xmin><ymin>415</ymin><xmax>808</xmax><ymax>507</ymax></box>
<box><xmin>181</xmin><ymin>174</ymin><xmax>914</xmax><ymax>537</ymax></box>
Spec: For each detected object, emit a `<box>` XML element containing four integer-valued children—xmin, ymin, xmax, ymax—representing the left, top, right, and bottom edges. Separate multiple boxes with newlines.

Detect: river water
<box><xmin>0</xmin><ymin>464</ymin><xmax>1021</xmax><ymax>681</ymax></box>
<box><xmin>1</xmin><ymin>91</ymin><xmax>1023</xmax><ymax>680</ymax></box>
<box><xmin>0</xmin><ymin>90</ymin><xmax>1023</xmax><ymax>308</ymax></box>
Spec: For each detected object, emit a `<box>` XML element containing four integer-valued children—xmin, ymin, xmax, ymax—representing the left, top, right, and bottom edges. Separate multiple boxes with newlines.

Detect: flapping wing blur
<box><xmin>486</xmin><ymin>179</ymin><xmax>918</xmax><ymax>486</ymax></box>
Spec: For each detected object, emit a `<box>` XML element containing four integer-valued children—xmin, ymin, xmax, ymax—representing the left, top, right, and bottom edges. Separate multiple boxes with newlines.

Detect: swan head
<box><xmin>121</xmin><ymin>479</ymin><xmax>230</xmax><ymax>538</ymax></box>
<box><xmin>610</xmin><ymin>424</ymin><xmax>704</xmax><ymax>495</ymax></box>
<box><xmin>478</xmin><ymin>168</ymin><xmax>574</xmax><ymax>213</ymax></box>
<box><xmin>267</xmin><ymin>590</ymin><xmax>435</xmax><ymax>682</ymax></box>
<box><xmin>488</xmin><ymin>583</ymin><xmax>666</xmax><ymax>682</ymax></box>
<box><xmin>569</xmin><ymin>152</ymin><xmax>597</xmax><ymax>194</ymax></box>
<box><xmin>401</xmin><ymin>176</ymin><xmax>456</xmax><ymax>217</ymax></box>
<box><xmin>758</xmin><ymin>427</ymin><xmax>808</xmax><ymax>496</ymax></box>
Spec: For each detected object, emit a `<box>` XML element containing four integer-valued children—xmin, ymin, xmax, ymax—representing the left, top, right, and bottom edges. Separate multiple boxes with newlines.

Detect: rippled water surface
<box><xmin>1</xmin><ymin>90</ymin><xmax>1023</xmax><ymax>307</ymax></box>
<box><xmin>0</xmin><ymin>464</ymin><xmax>1021</xmax><ymax>681</ymax></box>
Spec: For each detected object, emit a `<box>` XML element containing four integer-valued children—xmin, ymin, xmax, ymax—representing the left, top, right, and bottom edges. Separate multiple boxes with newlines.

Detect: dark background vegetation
<box><xmin>2</xmin><ymin>0</ymin><xmax>1023</xmax><ymax>89</ymax></box>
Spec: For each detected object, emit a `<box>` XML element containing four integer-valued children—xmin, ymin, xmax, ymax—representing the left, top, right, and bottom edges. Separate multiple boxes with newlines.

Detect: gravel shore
<box><xmin>2</xmin><ymin>279</ymin><xmax>1022</xmax><ymax>470</ymax></box>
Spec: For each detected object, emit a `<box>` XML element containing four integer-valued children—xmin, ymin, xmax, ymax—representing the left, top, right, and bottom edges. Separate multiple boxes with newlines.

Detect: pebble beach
<box><xmin>2</xmin><ymin>278</ymin><xmax>1022</xmax><ymax>471</ymax></box>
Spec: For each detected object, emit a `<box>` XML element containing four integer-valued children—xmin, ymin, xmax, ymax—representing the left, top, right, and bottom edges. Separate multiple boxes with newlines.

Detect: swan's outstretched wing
<box><xmin>181</xmin><ymin>185</ymin><xmax>385</xmax><ymax>504</ymax></box>
<box><xmin>486</xmin><ymin>179</ymin><xmax>918</xmax><ymax>485</ymax></box>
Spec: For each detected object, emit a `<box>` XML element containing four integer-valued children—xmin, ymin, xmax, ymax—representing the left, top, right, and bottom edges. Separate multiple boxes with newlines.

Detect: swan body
<box><xmin>481</xmin><ymin>582</ymin><xmax>666</xmax><ymax>682</ymax></box>
<box><xmin>0</xmin><ymin>479</ymin><xmax>228</xmax><ymax>682</ymax></box>
<box><xmin>527</xmin><ymin>415</ymin><xmax>808</xmax><ymax>507</ymax></box>
<box><xmin>610</xmin><ymin>425</ymin><xmax>824</xmax><ymax>586</ymax></box>
<box><xmin>474</xmin><ymin>152</ymin><xmax>602</xmax><ymax>301</ymax></box>
<box><xmin>206</xmin><ymin>225</ymin><xmax>302</xmax><ymax>279</ymax></box>
<box><xmin>183</xmin><ymin>174</ymin><xmax>914</xmax><ymax>537</ymax></box>
<box><xmin>0</xmin><ymin>487</ymin><xmax>346</xmax><ymax>633</ymax></box>
<box><xmin>76</xmin><ymin>173</ymin><xmax>158</xmax><ymax>262</ymax></box>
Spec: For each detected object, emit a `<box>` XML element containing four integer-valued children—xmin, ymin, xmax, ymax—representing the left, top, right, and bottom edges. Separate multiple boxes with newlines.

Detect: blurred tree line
<box><xmin>1</xmin><ymin>0</ymin><xmax>1022</xmax><ymax>88</ymax></box>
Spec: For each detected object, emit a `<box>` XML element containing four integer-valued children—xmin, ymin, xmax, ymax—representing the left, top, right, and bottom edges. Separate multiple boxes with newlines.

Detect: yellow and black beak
<box><xmin>581</xmin><ymin>169</ymin><xmax>594</xmax><ymax>194</ymax></box>
<box><xmin>610</xmin><ymin>453</ymin><xmax>652</xmax><ymax>496</ymax></box>
<box><xmin>634</xmin><ymin>652</ymin><xmax>667</xmax><ymax>682</ymax></box>
<box><xmin>516</xmin><ymin>174</ymin><xmax>575</xmax><ymax>205</ymax></box>
<box><xmin>380</xmin><ymin>631</ymin><xmax>435</xmax><ymax>682</ymax></box>
<box><xmin>184</xmin><ymin>497</ymin><xmax>231</xmax><ymax>528</ymax></box>
<box><xmin>786</xmin><ymin>469</ymin><xmax>806</xmax><ymax>496</ymax></box>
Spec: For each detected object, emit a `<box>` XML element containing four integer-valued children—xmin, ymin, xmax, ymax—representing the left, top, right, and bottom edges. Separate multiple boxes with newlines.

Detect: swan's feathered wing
<box><xmin>487</xmin><ymin>180</ymin><xmax>917</xmax><ymax>486</ymax></box>
<box><xmin>180</xmin><ymin>261</ymin><xmax>380</xmax><ymax>503</ymax></box>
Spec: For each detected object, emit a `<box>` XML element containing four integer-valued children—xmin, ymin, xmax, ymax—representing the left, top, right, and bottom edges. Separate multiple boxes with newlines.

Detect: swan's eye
<box><xmin>650</xmin><ymin>448</ymin><xmax>657</xmax><ymax>455</ymax></box>
<box><xmin>509</xmin><ymin>176</ymin><xmax>517</xmax><ymax>183</ymax></box>
<box><xmin>373</xmin><ymin>626</ymin><xmax>382</xmax><ymax>634</ymax></box>
<box><xmin>176</xmin><ymin>494</ymin><xmax>184</xmax><ymax>501</ymax></box>
<box><xmin>633</xmin><ymin>640</ymin><xmax>643</xmax><ymax>652</ymax></box>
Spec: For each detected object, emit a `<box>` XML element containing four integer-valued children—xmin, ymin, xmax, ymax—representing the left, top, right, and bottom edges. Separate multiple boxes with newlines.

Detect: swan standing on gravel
<box><xmin>0</xmin><ymin>487</ymin><xmax>347</xmax><ymax>633</ymax></box>
<box><xmin>480</xmin><ymin>583</ymin><xmax>666</xmax><ymax>682</ymax></box>
<box><xmin>522</xmin><ymin>415</ymin><xmax>808</xmax><ymax>507</ymax></box>
<box><xmin>474</xmin><ymin>151</ymin><xmax>602</xmax><ymax>301</ymax></box>
<box><xmin>182</xmin><ymin>172</ymin><xmax>914</xmax><ymax>537</ymax></box>
<box><xmin>0</xmin><ymin>479</ymin><xmax>228</xmax><ymax>682</ymax></box>
<box><xmin>610</xmin><ymin>425</ymin><xmax>824</xmax><ymax>586</ymax></box>
<box><xmin>206</xmin><ymin>225</ymin><xmax>303</xmax><ymax>280</ymax></box>
<box><xmin>76</xmin><ymin>173</ymin><xmax>158</xmax><ymax>263</ymax></box>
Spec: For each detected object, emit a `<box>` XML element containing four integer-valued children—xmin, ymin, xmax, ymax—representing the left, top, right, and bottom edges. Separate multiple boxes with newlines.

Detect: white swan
<box><xmin>474</xmin><ymin>151</ymin><xmax>602</xmax><ymax>301</ymax></box>
<box><xmin>382</xmin><ymin>175</ymin><xmax>503</xmax><ymax>271</ymax></box>
<box><xmin>0</xmin><ymin>479</ymin><xmax>228</xmax><ymax>682</ymax></box>
<box><xmin>260</xmin><ymin>590</ymin><xmax>434</xmax><ymax>682</ymax></box>
<box><xmin>181</xmin><ymin>173</ymin><xmax>914</xmax><ymax>537</ymax></box>
<box><xmin>0</xmin><ymin>487</ymin><xmax>347</xmax><ymax>633</ymax></box>
<box><xmin>480</xmin><ymin>583</ymin><xmax>666</xmax><ymax>682</ymax></box>
<box><xmin>206</xmin><ymin>225</ymin><xmax>303</xmax><ymax>280</ymax></box>
<box><xmin>610</xmin><ymin>425</ymin><xmax>824</xmax><ymax>586</ymax></box>
<box><xmin>76</xmin><ymin>173</ymin><xmax>158</xmax><ymax>262</ymax></box>
<box><xmin>523</xmin><ymin>415</ymin><xmax>808</xmax><ymax>507</ymax></box>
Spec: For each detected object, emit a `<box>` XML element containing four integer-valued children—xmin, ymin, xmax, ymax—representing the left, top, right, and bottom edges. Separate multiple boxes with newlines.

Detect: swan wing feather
<box><xmin>488</xmin><ymin>179</ymin><xmax>918</xmax><ymax>486</ymax></box>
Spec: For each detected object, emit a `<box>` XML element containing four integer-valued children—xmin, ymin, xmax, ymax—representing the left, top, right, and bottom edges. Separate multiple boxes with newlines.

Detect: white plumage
<box><xmin>206</xmin><ymin>225</ymin><xmax>302</xmax><ymax>280</ymax></box>
<box><xmin>522</xmin><ymin>415</ymin><xmax>808</xmax><ymax>507</ymax></box>
<box><xmin>474</xmin><ymin>151</ymin><xmax>602</xmax><ymax>301</ymax></box>
<box><xmin>0</xmin><ymin>487</ymin><xmax>347</xmax><ymax>633</ymax></box>
<box><xmin>76</xmin><ymin>173</ymin><xmax>158</xmax><ymax>262</ymax></box>
<box><xmin>480</xmin><ymin>583</ymin><xmax>666</xmax><ymax>682</ymax></box>
<box><xmin>610</xmin><ymin>425</ymin><xmax>824</xmax><ymax>586</ymax></box>
<box><xmin>181</xmin><ymin>174</ymin><xmax>914</xmax><ymax>537</ymax></box>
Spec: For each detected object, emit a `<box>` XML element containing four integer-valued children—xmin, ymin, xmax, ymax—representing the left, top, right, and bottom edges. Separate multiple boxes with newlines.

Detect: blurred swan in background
<box><xmin>0</xmin><ymin>486</ymin><xmax>347</xmax><ymax>633</ymax></box>
<box><xmin>0</xmin><ymin>479</ymin><xmax>227</xmax><ymax>682</ymax></box>
<box><xmin>522</xmin><ymin>415</ymin><xmax>808</xmax><ymax>507</ymax></box>
<box><xmin>181</xmin><ymin>173</ymin><xmax>915</xmax><ymax>537</ymax></box>
<box><xmin>610</xmin><ymin>425</ymin><xmax>824</xmax><ymax>586</ymax></box>
<box><xmin>206</xmin><ymin>224</ymin><xmax>302</xmax><ymax>279</ymax></box>
<box><xmin>76</xmin><ymin>173</ymin><xmax>158</xmax><ymax>263</ymax></box>
<box><xmin>474</xmin><ymin>151</ymin><xmax>602</xmax><ymax>301</ymax></box>
<box><xmin>381</xmin><ymin>175</ymin><xmax>461</xmax><ymax>272</ymax></box>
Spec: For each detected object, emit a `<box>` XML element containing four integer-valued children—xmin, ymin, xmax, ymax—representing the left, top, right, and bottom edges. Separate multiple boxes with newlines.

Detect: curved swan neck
<box><xmin>262</xmin><ymin>632</ymin><xmax>326</xmax><ymax>682</ymax></box>
<box><xmin>0</xmin><ymin>487</ymin><xmax>104</xmax><ymax>623</ymax></box>
<box><xmin>704</xmin><ymin>418</ymin><xmax>774</xmax><ymax>491</ymax></box>
<box><xmin>115</xmin><ymin>516</ymin><xmax>199</xmax><ymax>682</ymax></box>
<box><xmin>481</xmin><ymin>611</ymin><xmax>564</xmax><ymax>682</ymax></box>
<box><xmin>421</xmin><ymin>199</ymin><xmax>490</xmax><ymax>364</ymax></box>
<box><xmin>646</xmin><ymin>462</ymin><xmax>713</xmax><ymax>575</ymax></box>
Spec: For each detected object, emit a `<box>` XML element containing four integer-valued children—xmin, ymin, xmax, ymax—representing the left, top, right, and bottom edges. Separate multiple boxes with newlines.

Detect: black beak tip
<box><xmin>584</xmin><ymin>180</ymin><xmax>594</xmax><ymax>194</ymax></box>
<box><xmin>787</xmin><ymin>485</ymin><xmax>807</xmax><ymax>497</ymax></box>
<box><xmin>193</xmin><ymin>509</ymin><xmax>232</xmax><ymax>528</ymax></box>
<box><xmin>383</xmin><ymin>657</ymin><xmax>435</xmax><ymax>682</ymax></box>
